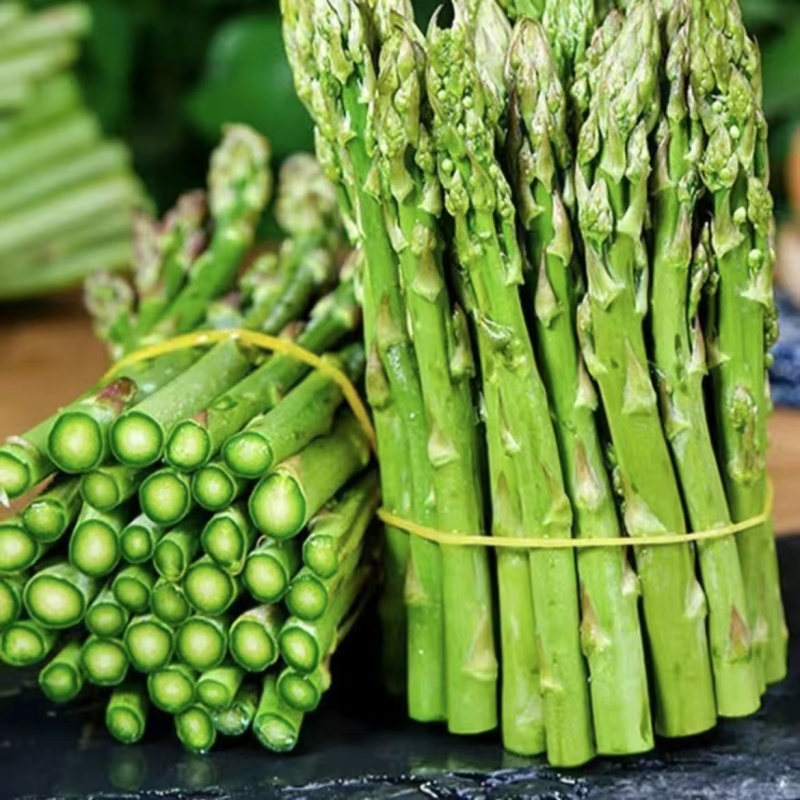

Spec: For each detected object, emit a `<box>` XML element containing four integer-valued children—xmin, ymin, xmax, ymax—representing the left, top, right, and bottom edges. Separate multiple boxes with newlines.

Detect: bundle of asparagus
<box><xmin>0</xmin><ymin>126</ymin><xmax>379</xmax><ymax>754</ymax></box>
<box><xmin>0</xmin><ymin>1</ymin><xmax>144</xmax><ymax>299</ymax></box>
<box><xmin>283</xmin><ymin>0</ymin><xmax>787</xmax><ymax>766</ymax></box>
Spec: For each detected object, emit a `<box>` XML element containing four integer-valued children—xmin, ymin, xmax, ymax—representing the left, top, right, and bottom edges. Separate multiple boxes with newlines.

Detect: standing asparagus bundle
<box><xmin>282</xmin><ymin>0</ymin><xmax>447</xmax><ymax>722</ymax></box>
<box><xmin>505</xmin><ymin>16</ymin><xmax>652</xmax><ymax>754</ymax></box>
<box><xmin>689</xmin><ymin>0</ymin><xmax>787</xmax><ymax>687</ymax></box>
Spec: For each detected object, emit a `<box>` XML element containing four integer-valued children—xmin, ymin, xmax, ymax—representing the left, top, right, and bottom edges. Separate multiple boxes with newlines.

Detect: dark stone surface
<box><xmin>2</xmin><ymin>538</ymin><xmax>800</xmax><ymax>800</ymax></box>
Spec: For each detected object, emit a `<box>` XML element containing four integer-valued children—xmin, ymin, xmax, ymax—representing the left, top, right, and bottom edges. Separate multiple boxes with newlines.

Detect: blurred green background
<box><xmin>28</xmin><ymin>0</ymin><xmax>800</xmax><ymax>213</ymax></box>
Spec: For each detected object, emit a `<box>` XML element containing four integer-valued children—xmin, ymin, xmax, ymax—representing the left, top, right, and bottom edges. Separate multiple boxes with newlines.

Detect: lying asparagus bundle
<box><xmin>0</xmin><ymin>2</ymin><xmax>145</xmax><ymax>299</ymax></box>
<box><xmin>0</xmin><ymin>126</ymin><xmax>380</xmax><ymax>754</ymax></box>
<box><xmin>284</xmin><ymin>0</ymin><xmax>787</xmax><ymax>767</ymax></box>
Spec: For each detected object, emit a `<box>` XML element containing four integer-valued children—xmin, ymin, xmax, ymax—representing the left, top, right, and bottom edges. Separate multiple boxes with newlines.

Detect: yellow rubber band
<box><xmin>378</xmin><ymin>482</ymin><xmax>774</xmax><ymax>549</ymax></box>
<box><xmin>102</xmin><ymin>329</ymin><xmax>377</xmax><ymax>451</ymax></box>
<box><xmin>103</xmin><ymin>329</ymin><xmax>773</xmax><ymax>552</ymax></box>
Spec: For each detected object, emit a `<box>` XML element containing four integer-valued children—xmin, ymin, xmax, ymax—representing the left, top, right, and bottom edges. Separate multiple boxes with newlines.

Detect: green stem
<box><xmin>24</xmin><ymin>561</ymin><xmax>98</xmax><ymax>628</ymax></box>
<box><xmin>0</xmin><ymin>618</ymin><xmax>58</xmax><ymax>666</ymax></box>
<box><xmin>0</xmin><ymin>516</ymin><xmax>43</xmax><ymax>572</ymax></box>
<box><xmin>106</xmin><ymin>684</ymin><xmax>149</xmax><ymax>744</ymax></box>
<box><xmin>39</xmin><ymin>640</ymin><xmax>84</xmax><ymax>703</ymax></box>
<box><xmin>0</xmin><ymin>572</ymin><xmax>26</xmax><ymax>627</ymax></box>
<box><xmin>81</xmin><ymin>465</ymin><xmax>145</xmax><ymax>512</ymax></box>
<box><xmin>253</xmin><ymin>675</ymin><xmax>304</xmax><ymax>753</ymax></box>
<box><xmin>22</xmin><ymin>476</ymin><xmax>82</xmax><ymax>543</ymax></box>
<box><xmin>175</xmin><ymin>705</ymin><xmax>217</xmax><ymax>755</ymax></box>
<box><xmin>192</xmin><ymin>461</ymin><xmax>248</xmax><ymax>512</ymax></box>
<box><xmin>124</xmin><ymin>614</ymin><xmax>175</xmax><ymax>673</ymax></box>
<box><xmin>69</xmin><ymin>504</ymin><xmax>127</xmax><ymax>577</ymax></box>
<box><xmin>153</xmin><ymin>515</ymin><xmax>204</xmax><ymax>582</ymax></box>
<box><xmin>277</xmin><ymin>664</ymin><xmax>329</xmax><ymax>712</ymax></box>
<box><xmin>120</xmin><ymin>513</ymin><xmax>167</xmax><ymax>565</ymax></box>
<box><xmin>151</xmin><ymin>578</ymin><xmax>191</xmax><ymax>626</ymax></box>
<box><xmin>112</xmin><ymin>565</ymin><xmax>157</xmax><ymax>614</ymax></box>
<box><xmin>139</xmin><ymin>469</ymin><xmax>194</xmax><ymax>526</ymax></box>
<box><xmin>212</xmin><ymin>682</ymin><xmax>259</xmax><ymax>736</ymax></box>
<box><xmin>242</xmin><ymin>538</ymin><xmax>301</xmax><ymax>603</ymax></box>
<box><xmin>80</xmin><ymin>635</ymin><xmax>129</xmax><ymax>686</ymax></box>
<box><xmin>86</xmin><ymin>585</ymin><xmax>130</xmax><ymax>638</ymax></box>
<box><xmin>147</xmin><ymin>663</ymin><xmax>198</xmax><ymax>714</ymax></box>
<box><xmin>176</xmin><ymin>614</ymin><xmax>229</xmax><ymax>671</ymax></box>
<box><xmin>184</xmin><ymin>556</ymin><xmax>241</xmax><ymax>615</ymax></box>
<box><xmin>200</xmin><ymin>503</ymin><xmax>256</xmax><ymax>576</ymax></box>
<box><xmin>229</xmin><ymin>604</ymin><xmax>284</xmax><ymax>672</ymax></box>
<box><xmin>196</xmin><ymin>664</ymin><xmax>246</xmax><ymax>710</ymax></box>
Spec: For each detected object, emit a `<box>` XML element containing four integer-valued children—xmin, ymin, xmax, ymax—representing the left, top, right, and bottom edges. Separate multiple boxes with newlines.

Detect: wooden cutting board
<box><xmin>2</xmin><ymin>294</ymin><xmax>799</xmax><ymax>534</ymax></box>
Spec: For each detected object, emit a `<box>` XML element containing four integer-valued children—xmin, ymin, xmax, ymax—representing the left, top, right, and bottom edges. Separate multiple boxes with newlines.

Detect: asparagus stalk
<box><xmin>86</xmin><ymin>585</ymin><xmax>130</xmax><ymax>638</ymax></box>
<box><xmin>0</xmin><ymin>618</ymin><xmax>58</xmax><ymax>666</ymax></box>
<box><xmin>39</xmin><ymin>640</ymin><xmax>84</xmax><ymax>703</ymax></box>
<box><xmin>242</xmin><ymin>538</ymin><xmax>300</xmax><ymax>603</ymax></box>
<box><xmin>649</xmin><ymin>2</ymin><xmax>759</xmax><ymax>716</ymax></box>
<box><xmin>22</xmin><ymin>476</ymin><xmax>82</xmax><ymax>543</ymax></box>
<box><xmin>184</xmin><ymin>556</ymin><xmax>241</xmax><ymax>615</ymax></box>
<box><xmin>0</xmin><ymin>517</ymin><xmax>42</xmax><ymax>572</ymax></box>
<box><xmin>0</xmin><ymin>572</ymin><xmax>26</xmax><ymax>627</ymax></box>
<box><xmin>302</xmin><ymin>473</ymin><xmax>380</xmax><ymax>579</ymax></box>
<box><xmin>195</xmin><ymin>664</ymin><xmax>246</xmax><ymax>710</ymax></box>
<box><xmin>112</xmin><ymin>565</ymin><xmax>157</xmax><ymax>614</ymax></box>
<box><xmin>24</xmin><ymin>561</ymin><xmax>98</xmax><ymax>628</ymax></box>
<box><xmin>69</xmin><ymin>504</ymin><xmax>127</xmax><ymax>577</ymax></box>
<box><xmin>505</xmin><ymin>17</ymin><xmax>652</xmax><ymax>754</ymax></box>
<box><xmin>689</xmin><ymin>0</ymin><xmax>788</xmax><ymax>687</ymax></box>
<box><xmin>229</xmin><ymin>605</ymin><xmax>284</xmax><ymax>672</ymax></box>
<box><xmin>80</xmin><ymin>635</ymin><xmax>129</xmax><ymax>686</ymax></box>
<box><xmin>148</xmin><ymin>663</ymin><xmax>197</xmax><ymax>714</ymax></box>
<box><xmin>282</xmin><ymin>0</ymin><xmax>437</xmax><ymax>711</ymax></box>
<box><xmin>165</xmin><ymin>278</ymin><xmax>362</xmax><ymax>472</ymax></box>
<box><xmin>253</xmin><ymin>675</ymin><xmax>304</xmax><ymax>753</ymax></box>
<box><xmin>106</xmin><ymin>684</ymin><xmax>149</xmax><ymax>744</ymax></box>
<box><xmin>427</xmin><ymin>4</ymin><xmax>591</xmax><ymax>763</ymax></box>
<box><xmin>248</xmin><ymin>412</ymin><xmax>371</xmax><ymax>539</ymax></box>
<box><xmin>153</xmin><ymin>516</ymin><xmax>204</xmax><ymax>582</ymax></box>
<box><xmin>574</xmin><ymin>1</ymin><xmax>715</xmax><ymax>736</ymax></box>
<box><xmin>120</xmin><ymin>514</ymin><xmax>167</xmax><ymax>565</ymax></box>
<box><xmin>151</xmin><ymin>578</ymin><xmax>191</xmax><ymax>626</ymax></box>
<box><xmin>81</xmin><ymin>465</ymin><xmax>144</xmax><ymax>512</ymax></box>
<box><xmin>138</xmin><ymin>469</ymin><xmax>195</xmax><ymax>526</ymax></box>
<box><xmin>200</xmin><ymin>504</ymin><xmax>256</xmax><ymax>576</ymax></box>
<box><xmin>124</xmin><ymin>614</ymin><xmax>175</xmax><ymax>673</ymax></box>
<box><xmin>175</xmin><ymin>705</ymin><xmax>217</xmax><ymax>755</ymax></box>
<box><xmin>212</xmin><ymin>682</ymin><xmax>259</xmax><ymax>736</ymax></box>
<box><xmin>223</xmin><ymin>345</ymin><xmax>364</xmax><ymax>479</ymax></box>
<box><xmin>176</xmin><ymin>614</ymin><xmax>229</xmax><ymax>672</ymax></box>
<box><xmin>191</xmin><ymin>461</ymin><xmax>248</xmax><ymax>512</ymax></box>
<box><xmin>277</xmin><ymin>664</ymin><xmax>330</xmax><ymax>712</ymax></box>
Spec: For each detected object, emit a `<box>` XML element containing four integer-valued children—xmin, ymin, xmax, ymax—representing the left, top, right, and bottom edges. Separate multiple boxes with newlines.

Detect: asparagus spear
<box><xmin>106</xmin><ymin>684</ymin><xmax>149</xmax><ymax>744</ymax></box>
<box><xmin>151</xmin><ymin>578</ymin><xmax>191</xmax><ymax>626</ymax></box>
<box><xmin>242</xmin><ymin>539</ymin><xmax>300</xmax><ymax>603</ymax></box>
<box><xmin>175</xmin><ymin>705</ymin><xmax>217</xmax><ymax>755</ymax></box>
<box><xmin>212</xmin><ymin>682</ymin><xmax>259</xmax><ymax>736</ymax></box>
<box><xmin>39</xmin><ymin>640</ymin><xmax>84</xmax><ymax>703</ymax></box>
<box><xmin>689</xmin><ymin>0</ymin><xmax>787</xmax><ymax>687</ymax></box>
<box><xmin>80</xmin><ymin>635</ymin><xmax>129</xmax><ymax>686</ymax></box>
<box><xmin>0</xmin><ymin>618</ymin><xmax>58</xmax><ymax>666</ymax></box>
<box><xmin>195</xmin><ymin>664</ymin><xmax>246</xmax><ymax>710</ymax></box>
<box><xmin>253</xmin><ymin>675</ymin><xmax>304</xmax><ymax>753</ymax></box>
<box><xmin>200</xmin><ymin>504</ymin><xmax>256</xmax><ymax>576</ymax></box>
<box><xmin>148</xmin><ymin>663</ymin><xmax>197</xmax><ymax>714</ymax></box>
<box><xmin>21</xmin><ymin>476</ymin><xmax>82</xmax><ymax>543</ymax></box>
<box><xmin>0</xmin><ymin>572</ymin><xmax>26</xmax><ymax>627</ymax></box>
<box><xmin>283</xmin><ymin>0</ymin><xmax>440</xmax><ymax>713</ymax></box>
<box><xmin>124</xmin><ymin>615</ymin><xmax>175</xmax><ymax>673</ymax></box>
<box><xmin>24</xmin><ymin>561</ymin><xmax>98</xmax><ymax>628</ymax></box>
<box><xmin>248</xmin><ymin>412</ymin><xmax>371</xmax><ymax>540</ymax></box>
<box><xmin>176</xmin><ymin>614</ymin><xmax>229</xmax><ymax>671</ymax></box>
<box><xmin>69</xmin><ymin>504</ymin><xmax>127</xmax><ymax>577</ymax></box>
<box><xmin>81</xmin><ymin>464</ymin><xmax>144</xmax><ymax>512</ymax></box>
<box><xmin>229</xmin><ymin>605</ymin><xmax>284</xmax><ymax>672</ymax></box>
<box><xmin>277</xmin><ymin>665</ymin><xmax>329</xmax><ymax>712</ymax></box>
<box><xmin>505</xmin><ymin>17</ymin><xmax>651</xmax><ymax>754</ymax></box>
<box><xmin>427</xmin><ymin>4</ymin><xmax>592</xmax><ymax>764</ymax></box>
<box><xmin>0</xmin><ymin>517</ymin><xmax>42</xmax><ymax>572</ymax></box>
<box><xmin>184</xmin><ymin>556</ymin><xmax>241</xmax><ymax>615</ymax></box>
<box><xmin>574</xmin><ymin>0</ymin><xmax>715</xmax><ymax>736</ymax></box>
<box><xmin>138</xmin><ymin>469</ymin><xmax>195</xmax><ymax>526</ymax></box>
<box><xmin>649</xmin><ymin>2</ymin><xmax>759</xmax><ymax>716</ymax></box>
<box><xmin>302</xmin><ymin>473</ymin><xmax>380</xmax><ymax>579</ymax></box>
<box><xmin>191</xmin><ymin>461</ymin><xmax>248</xmax><ymax>512</ymax></box>
<box><xmin>86</xmin><ymin>585</ymin><xmax>130</xmax><ymax>638</ymax></box>
<box><xmin>223</xmin><ymin>345</ymin><xmax>364</xmax><ymax>479</ymax></box>
<box><xmin>112</xmin><ymin>565</ymin><xmax>157</xmax><ymax>614</ymax></box>
<box><xmin>153</xmin><ymin>516</ymin><xmax>204</xmax><ymax>582</ymax></box>
<box><xmin>120</xmin><ymin>514</ymin><xmax>167</xmax><ymax>565</ymax></box>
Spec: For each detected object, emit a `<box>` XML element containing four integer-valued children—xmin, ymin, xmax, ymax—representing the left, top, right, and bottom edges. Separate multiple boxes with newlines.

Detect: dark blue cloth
<box><xmin>771</xmin><ymin>290</ymin><xmax>800</xmax><ymax>408</ymax></box>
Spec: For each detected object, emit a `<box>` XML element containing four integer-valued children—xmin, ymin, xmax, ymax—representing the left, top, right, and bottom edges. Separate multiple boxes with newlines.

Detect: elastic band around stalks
<box><xmin>379</xmin><ymin>483</ymin><xmax>774</xmax><ymax>550</ymax></box>
<box><xmin>102</xmin><ymin>330</ymin><xmax>774</xmax><ymax>553</ymax></box>
<box><xmin>104</xmin><ymin>330</ymin><xmax>377</xmax><ymax>451</ymax></box>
